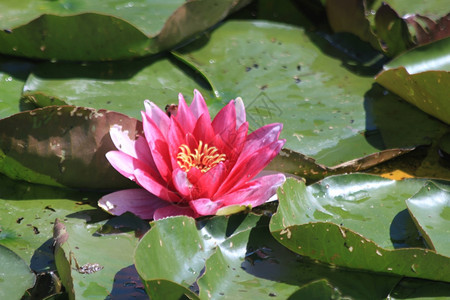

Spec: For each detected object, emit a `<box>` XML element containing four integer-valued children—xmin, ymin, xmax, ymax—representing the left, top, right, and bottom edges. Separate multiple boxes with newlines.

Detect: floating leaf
<box><xmin>270</xmin><ymin>175</ymin><xmax>450</xmax><ymax>282</ymax></box>
<box><xmin>0</xmin><ymin>56</ymin><xmax>34</xmax><ymax>119</ymax></box>
<box><xmin>389</xmin><ymin>277</ymin><xmax>450</xmax><ymax>299</ymax></box>
<box><xmin>135</xmin><ymin>215</ymin><xmax>401</xmax><ymax>299</ymax></box>
<box><xmin>326</xmin><ymin>0</ymin><xmax>382</xmax><ymax>53</ymax></box>
<box><xmin>0</xmin><ymin>245</ymin><xmax>36</xmax><ymax>300</ymax></box>
<box><xmin>54</xmin><ymin>214</ymin><xmax>148</xmax><ymax>299</ymax></box>
<box><xmin>0</xmin><ymin>0</ymin><xmax>250</xmax><ymax>60</ymax></box>
<box><xmin>134</xmin><ymin>214</ymin><xmax>262</xmax><ymax>299</ymax></box>
<box><xmin>22</xmin><ymin>56</ymin><xmax>214</xmax><ymax>119</ymax></box>
<box><xmin>0</xmin><ymin>174</ymin><xmax>103</xmax><ymax>271</ymax></box>
<box><xmin>376</xmin><ymin>37</ymin><xmax>450</xmax><ymax>125</ymax></box>
<box><xmin>406</xmin><ymin>182</ymin><xmax>450</xmax><ymax>257</ymax></box>
<box><xmin>374</xmin><ymin>3</ymin><xmax>414</xmax><ymax>56</ymax></box>
<box><xmin>326</xmin><ymin>0</ymin><xmax>448</xmax><ymax>55</ymax></box>
<box><xmin>0</xmin><ymin>106</ymin><xmax>141</xmax><ymax>188</ymax></box>
<box><xmin>373</xmin><ymin>0</ymin><xmax>447</xmax><ymax>16</ymax></box>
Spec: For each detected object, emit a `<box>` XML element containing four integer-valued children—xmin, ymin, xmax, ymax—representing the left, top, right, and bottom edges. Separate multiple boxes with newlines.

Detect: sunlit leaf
<box><xmin>0</xmin><ymin>174</ymin><xmax>103</xmax><ymax>270</ymax></box>
<box><xmin>0</xmin><ymin>0</ymin><xmax>250</xmax><ymax>60</ymax></box>
<box><xmin>270</xmin><ymin>175</ymin><xmax>450</xmax><ymax>282</ymax></box>
<box><xmin>389</xmin><ymin>277</ymin><xmax>450</xmax><ymax>299</ymax></box>
<box><xmin>0</xmin><ymin>245</ymin><xmax>35</xmax><ymax>300</ymax></box>
<box><xmin>406</xmin><ymin>182</ymin><xmax>450</xmax><ymax>257</ymax></box>
<box><xmin>0</xmin><ymin>56</ymin><xmax>34</xmax><ymax>119</ymax></box>
<box><xmin>22</xmin><ymin>56</ymin><xmax>214</xmax><ymax>119</ymax></box>
<box><xmin>54</xmin><ymin>215</ymin><xmax>148</xmax><ymax>299</ymax></box>
<box><xmin>135</xmin><ymin>215</ymin><xmax>401</xmax><ymax>299</ymax></box>
<box><xmin>326</xmin><ymin>0</ymin><xmax>449</xmax><ymax>55</ymax></box>
<box><xmin>376</xmin><ymin>37</ymin><xmax>450</xmax><ymax>125</ymax></box>
<box><xmin>0</xmin><ymin>106</ymin><xmax>141</xmax><ymax>188</ymax></box>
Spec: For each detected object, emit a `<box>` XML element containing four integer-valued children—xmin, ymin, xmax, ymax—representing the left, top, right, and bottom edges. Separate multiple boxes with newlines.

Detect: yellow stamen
<box><xmin>177</xmin><ymin>141</ymin><xmax>226</xmax><ymax>173</ymax></box>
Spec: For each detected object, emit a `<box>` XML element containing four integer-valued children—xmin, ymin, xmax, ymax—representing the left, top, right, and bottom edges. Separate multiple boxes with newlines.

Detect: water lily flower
<box><xmin>99</xmin><ymin>90</ymin><xmax>285</xmax><ymax>220</ymax></box>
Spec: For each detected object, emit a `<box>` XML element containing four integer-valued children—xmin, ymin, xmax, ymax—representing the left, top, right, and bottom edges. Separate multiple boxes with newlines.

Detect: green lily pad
<box><xmin>269</xmin><ymin>175</ymin><xmax>450</xmax><ymax>282</ymax></box>
<box><xmin>389</xmin><ymin>277</ymin><xmax>450</xmax><ymax>299</ymax></box>
<box><xmin>406</xmin><ymin>182</ymin><xmax>450</xmax><ymax>257</ymax></box>
<box><xmin>380</xmin><ymin>37</ymin><xmax>450</xmax><ymax>74</ymax></box>
<box><xmin>326</xmin><ymin>0</ymin><xmax>383</xmax><ymax>53</ymax></box>
<box><xmin>54</xmin><ymin>214</ymin><xmax>148</xmax><ymax>299</ymax></box>
<box><xmin>135</xmin><ymin>215</ymin><xmax>401</xmax><ymax>299</ymax></box>
<box><xmin>0</xmin><ymin>245</ymin><xmax>36</xmax><ymax>300</ymax></box>
<box><xmin>22</xmin><ymin>56</ymin><xmax>214</xmax><ymax>119</ymax></box>
<box><xmin>370</xmin><ymin>0</ymin><xmax>448</xmax><ymax>17</ymax></box>
<box><xmin>0</xmin><ymin>173</ymin><xmax>103</xmax><ymax>270</ymax></box>
<box><xmin>0</xmin><ymin>56</ymin><xmax>35</xmax><ymax>119</ymax></box>
<box><xmin>374</xmin><ymin>3</ymin><xmax>414</xmax><ymax>56</ymax></box>
<box><xmin>376</xmin><ymin>37</ymin><xmax>450</xmax><ymax>125</ymax></box>
<box><xmin>0</xmin><ymin>106</ymin><xmax>142</xmax><ymax>189</ymax></box>
<box><xmin>0</xmin><ymin>0</ymin><xmax>250</xmax><ymax>60</ymax></box>
<box><xmin>134</xmin><ymin>214</ymin><xmax>262</xmax><ymax>299</ymax></box>
<box><xmin>326</xmin><ymin>0</ymin><xmax>448</xmax><ymax>56</ymax></box>
<box><xmin>173</xmin><ymin>20</ymin><xmax>446</xmax><ymax>178</ymax></box>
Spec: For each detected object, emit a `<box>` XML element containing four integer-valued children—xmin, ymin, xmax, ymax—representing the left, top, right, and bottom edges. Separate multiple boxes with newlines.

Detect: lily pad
<box><xmin>0</xmin><ymin>106</ymin><xmax>142</xmax><ymax>189</ymax></box>
<box><xmin>374</xmin><ymin>3</ymin><xmax>414</xmax><ymax>56</ymax></box>
<box><xmin>0</xmin><ymin>56</ymin><xmax>34</xmax><ymax>119</ymax></box>
<box><xmin>173</xmin><ymin>20</ymin><xmax>446</xmax><ymax>177</ymax></box>
<box><xmin>0</xmin><ymin>173</ymin><xmax>103</xmax><ymax>270</ymax></box>
<box><xmin>54</xmin><ymin>214</ymin><xmax>148</xmax><ymax>299</ymax></box>
<box><xmin>134</xmin><ymin>214</ymin><xmax>262</xmax><ymax>299</ymax></box>
<box><xmin>269</xmin><ymin>175</ymin><xmax>450</xmax><ymax>282</ymax></box>
<box><xmin>406</xmin><ymin>182</ymin><xmax>450</xmax><ymax>257</ymax></box>
<box><xmin>375</xmin><ymin>38</ymin><xmax>450</xmax><ymax>125</ymax></box>
<box><xmin>135</xmin><ymin>215</ymin><xmax>401</xmax><ymax>299</ymax></box>
<box><xmin>0</xmin><ymin>245</ymin><xmax>36</xmax><ymax>300</ymax></box>
<box><xmin>22</xmin><ymin>55</ymin><xmax>214</xmax><ymax>119</ymax></box>
<box><xmin>389</xmin><ymin>277</ymin><xmax>450</xmax><ymax>299</ymax></box>
<box><xmin>370</xmin><ymin>0</ymin><xmax>448</xmax><ymax>18</ymax></box>
<box><xmin>326</xmin><ymin>0</ymin><xmax>449</xmax><ymax>56</ymax></box>
<box><xmin>0</xmin><ymin>0</ymin><xmax>250</xmax><ymax>60</ymax></box>
<box><xmin>326</xmin><ymin>0</ymin><xmax>383</xmax><ymax>53</ymax></box>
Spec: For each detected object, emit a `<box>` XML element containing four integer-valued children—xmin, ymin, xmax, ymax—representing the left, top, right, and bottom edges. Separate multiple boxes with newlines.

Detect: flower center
<box><xmin>176</xmin><ymin>141</ymin><xmax>226</xmax><ymax>173</ymax></box>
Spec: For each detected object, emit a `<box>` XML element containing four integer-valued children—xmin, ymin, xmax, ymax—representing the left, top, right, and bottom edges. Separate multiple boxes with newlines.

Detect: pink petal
<box><xmin>172</xmin><ymin>168</ymin><xmax>194</xmax><ymax>199</ymax></box>
<box><xmin>212</xmin><ymin>100</ymin><xmax>237</xmax><ymax>144</ymax></box>
<box><xmin>134</xmin><ymin>168</ymin><xmax>181</xmax><ymax>203</ymax></box>
<box><xmin>215</xmin><ymin>140</ymin><xmax>285</xmax><ymax>197</ymax></box>
<box><xmin>189</xmin><ymin>198</ymin><xmax>223</xmax><ymax>216</ymax></box>
<box><xmin>153</xmin><ymin>204</ymin><xmax>198</xmax><ymax>220</ymax></box>
<box><xmin>142</xmin><ymin>111</ymin><xmax>172</xmax><ymax>181</ymax></box>
<box><xmin>242</xmin><ymin>123</ymin><xmax>283</xmax><ymax>154</ymax></box>
<box><xmin>134</xmin><ymin>136</ymin><xmax>158</xmax><ymax>171</ymax></box>
<box><xmin>109</xmin><ymin>125</ymin><xmax>157</xmax><ymax>171</ymax></box>
<box><xmin>167</xmin><ymin>117</ymin><xmax>187</xmax><ymax>170</ymax></box>
<box><xmin>234</xmin><ymin>97</ymin><xmax>246</xmax><ymax>129</ymax></box>
<box><xmin>218</xmin><ymin>173</ymin><xmax>286</xmax><ymax>207</ymax></box>
<box><xmin>106</xmin><ymin>151</ymin><xmax>136</xmax><ymax>180</ymax></box>
<box><xmin>226</xmin><ymin>121</ymin><xmax>249</xmax><ymax>161</ymax></box>
<box><xmin>98</xmin><ymin>189</ymin><xmax>169</xmax><ymax>219</ymax></box>
<box><xmin>192</xmin><ymin>113</ymin><xmax>215</xmax><ymax>144</ymax></box>
<box><xmin>175</xmin><ymin>93</ymin><xmax>195</xmax><ymax>132</ymax></box>
<box><xmin>106</xmin><ymin>151</ymin><xmax>160</xmax><ymax>182</ymax></box>
<box><xmin>144</xmin><ymin>100</ymin><xmax>170</xmax><ymax>136</ymax></box>
<box><xmin>194</xmin><ymin>162</ymin><xmax>226</xmax><ymax>199</ymax></box>
<box><xmin>190</xmin><ymin>89</ymin><xmax>211</xmax><ymax>121</ymax></box>
<box><xmin>186</xmin><ymin>166</ymin><xmax>203</xmax><ymax>186</ymax></box>
<box><xmin>109</xmin><ymin>125</ymin><xmax>137</xmax><ymax>158</ymax></box>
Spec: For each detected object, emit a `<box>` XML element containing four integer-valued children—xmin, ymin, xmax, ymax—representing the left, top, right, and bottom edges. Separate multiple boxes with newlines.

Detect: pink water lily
<box><xmin>99</xmin><ymin>90</ymin><xmax>285</xmax><ymax>220</ymax></box>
